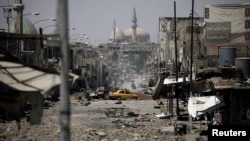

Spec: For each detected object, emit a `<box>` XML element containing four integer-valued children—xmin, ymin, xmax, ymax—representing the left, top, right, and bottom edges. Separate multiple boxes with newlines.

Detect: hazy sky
<box><xmin>0</xmin><ymin>0</ymin><xmax>249</xmax><ymax>45</ymax></box>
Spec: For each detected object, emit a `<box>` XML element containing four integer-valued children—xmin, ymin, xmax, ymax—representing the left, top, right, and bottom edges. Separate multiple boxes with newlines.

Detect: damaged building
<box><xmin>156</xmin><ymin>3</ymin><xmax>250</xmax><ymax>126</ymax></box>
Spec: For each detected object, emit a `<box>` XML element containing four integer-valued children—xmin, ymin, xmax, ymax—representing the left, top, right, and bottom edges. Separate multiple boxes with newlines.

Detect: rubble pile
<box><xmin>0</xmin><ymin>99</ymin><xmax>194</xmax><ymax>141</ymax></box>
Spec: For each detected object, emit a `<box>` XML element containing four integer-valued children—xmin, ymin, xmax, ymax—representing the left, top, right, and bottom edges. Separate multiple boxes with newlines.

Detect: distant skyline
<box><xmin>1</xmin><ymin>0</ymin><xmax>249</xmax><ymax>45</ymax></box>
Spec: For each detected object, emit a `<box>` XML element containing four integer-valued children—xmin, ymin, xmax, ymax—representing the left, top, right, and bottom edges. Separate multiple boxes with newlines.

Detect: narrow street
<box><xmin>0</xmin><ymin>98</ymin><xmax>206</xmax><ymax>141</ymax></box>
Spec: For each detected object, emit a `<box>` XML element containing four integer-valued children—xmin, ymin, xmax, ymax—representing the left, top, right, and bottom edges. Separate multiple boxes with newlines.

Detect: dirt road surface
<box><xmin>0</xmin><ymin>96</ymin><xmax>206</xmax><ymax>141</ymax></box>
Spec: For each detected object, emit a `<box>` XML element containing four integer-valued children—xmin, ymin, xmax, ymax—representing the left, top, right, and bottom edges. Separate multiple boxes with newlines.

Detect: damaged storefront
<box><xmin>218</xmin><ymin>88</ymin><xmax>250</xmax><ymax>125</ymax></box>
<box><xmin>187</xmin><ymin>77</ymin><xmax>250</xmax><ymax>126</ymax></box>
<box><xmin>0</xmin><ymin>53</ymin><xmax>78</xmax><ymax>124</ymax></box>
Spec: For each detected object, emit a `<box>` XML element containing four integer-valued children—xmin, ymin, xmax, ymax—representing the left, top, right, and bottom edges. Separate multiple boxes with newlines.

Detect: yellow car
<box><xmin>108</xmin><ymin>88</ymin><xmax>138</xmax><ymax>100</ymax></box>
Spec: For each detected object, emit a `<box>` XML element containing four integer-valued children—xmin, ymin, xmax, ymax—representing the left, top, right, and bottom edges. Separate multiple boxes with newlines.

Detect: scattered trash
<box><xmin>114</xmin><ymin>99</ymin><xmax>122</xmax><ymax>104</ymax></box>
<box><xmin>153</xmin><ymin>105</ymin><xmax>161</xmax><ymax>109</ymax></box>
<box><xmin>135</xmin><ymin>114</ymin><xmax>151</xmax><ymax>121</ymax></box>
<box><xmin>155</xmin><ymin>113</ymin><xmax>172</xmax><ymax>119</ymax></box>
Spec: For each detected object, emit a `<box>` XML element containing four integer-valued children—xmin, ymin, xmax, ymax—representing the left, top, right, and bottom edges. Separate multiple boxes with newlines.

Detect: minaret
<box><xmin>13</xmin><ymin>0</ymin><xmax>24</xmax><ymax>34</ymax></box>
<box><xmin>113</xmin><ymin>20</ymin><xmax>116</xmax><ymax>43</ymax></box>
<box><xmin>131</xmin><ymin>6</ymin><xmax>137</xmax><ymax>42</ymax></box>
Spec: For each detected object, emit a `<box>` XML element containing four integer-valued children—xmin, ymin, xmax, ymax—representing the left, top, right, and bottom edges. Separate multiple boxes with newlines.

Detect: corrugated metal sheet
<box><xmin>0</xmin><ymin>54</ymin><xmax>79</xmax><ymax>124</ymax></box>
<box><xmin>0</xmin><ymin>60</ymin><xmax>61</xmax><ymax>96</ymax></box>
<box><xmin>188</xmin><ymin>95</ymin><xmax>224</xmax><ymax>118</ymax></box>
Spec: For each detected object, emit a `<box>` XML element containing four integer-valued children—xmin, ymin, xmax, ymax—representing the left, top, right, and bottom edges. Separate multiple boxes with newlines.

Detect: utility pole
<box><xmin>174</xmin><ymin>1</ymin><xmax>180</xmax><ymax>117</ymax></box>
<box><xmin>58</xmin><ymin>0</ymin><xmax>71</xmax><ymax>140</ymax></box>
<box><xmin>39</xmin><ymin>28</ymin><xmax>44</xmax><ymax>66</ymax></box>
<box><xmin>189</xmin><ymin>0</ymin><xmax>194</xmax><ymax>131</ymax></box>
<box><xmin>113</xmin><ymin>20</ymin><xmax>116</xmax><ymax>43</ymax></box>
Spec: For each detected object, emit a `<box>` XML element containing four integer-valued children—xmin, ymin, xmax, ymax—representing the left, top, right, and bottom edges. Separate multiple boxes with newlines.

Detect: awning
<box><xmin>0</xmin><ymin>60</ymin><xmax>79</xmax><ymax>97</ymax></box>
<box><xmin>0</xmin><ymin>60</ymin><xmax>62</xmax><ymax>96</ymax></box>
<box><xmin>0</xmin><ymin>54</ymin><xmax>79</xmax><ymax>124</ymax></box>
<box><xmin>188</xmin><ymin>95</ymin><xmax>225</xmax><ymax>118</ymax></box>
<box><xmin>0</xmin><ymin>54</ymin><xmax>80</xmax><ymax>124</ymax></box>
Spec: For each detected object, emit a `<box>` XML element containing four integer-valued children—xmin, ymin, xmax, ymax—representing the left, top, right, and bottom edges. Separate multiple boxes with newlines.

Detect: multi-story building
<box><xmin>159</xmin><ymin>17</ymin><xmax>205</xmax><ymax>76</ymax></box>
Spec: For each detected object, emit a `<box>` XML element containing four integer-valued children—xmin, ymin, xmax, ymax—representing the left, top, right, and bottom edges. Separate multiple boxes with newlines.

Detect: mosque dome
<box><xmin>9</xmin><ymin>17</ymin><xmax>38</xmax><ymax>34</ymax></box>
<box><xmin>123</xmin><ymin>27</ymin><xmax>150</xmax><ymax>43</ymax></box>
<box><xmin>109</xmin><ymin>27</ymin><xmax>125</xmax><ymax>43</ymax></box>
